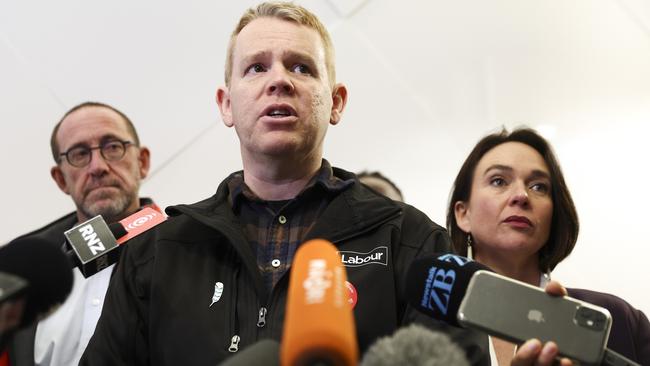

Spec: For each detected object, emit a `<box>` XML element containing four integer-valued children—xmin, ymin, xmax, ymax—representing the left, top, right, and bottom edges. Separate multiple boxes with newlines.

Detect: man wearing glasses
<box><xmin>8</xmin><ymin>101</ymin><xmax>154</xmax><ymax>366</ymax></box>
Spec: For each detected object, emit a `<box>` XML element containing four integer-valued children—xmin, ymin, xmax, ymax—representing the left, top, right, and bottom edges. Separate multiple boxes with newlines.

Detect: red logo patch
<box><xmin>345</xmin><ymin>281</ymin><xmax>358</xmax><ymax>309</ymax></box>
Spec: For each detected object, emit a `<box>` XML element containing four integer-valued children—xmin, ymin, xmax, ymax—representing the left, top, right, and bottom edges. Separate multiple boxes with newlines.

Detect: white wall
<box><xmin>1</xmin><ymin>0</ymin><xmax>649</xmax><ymax>315</ymax></box>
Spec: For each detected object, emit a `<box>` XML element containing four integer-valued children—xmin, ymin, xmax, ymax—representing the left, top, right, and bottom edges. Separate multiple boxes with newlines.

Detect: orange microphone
<box><xmin>281</xmin><ymin>239</ymin><xmax>358</xmax><ymax>366</ymax></box>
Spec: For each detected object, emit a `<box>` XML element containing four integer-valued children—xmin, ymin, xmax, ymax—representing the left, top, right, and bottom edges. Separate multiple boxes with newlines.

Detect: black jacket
<box><xmin>81</xmin><ymin>169</ymin><xmax>489</xmax><ymax>365</ymax></box>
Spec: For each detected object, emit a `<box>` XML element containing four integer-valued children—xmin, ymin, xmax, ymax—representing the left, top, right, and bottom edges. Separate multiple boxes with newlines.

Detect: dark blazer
<box><xmin>568</xmin><ymin>288</ymin><xmax>650</xmax><ymax>365</ymax></box>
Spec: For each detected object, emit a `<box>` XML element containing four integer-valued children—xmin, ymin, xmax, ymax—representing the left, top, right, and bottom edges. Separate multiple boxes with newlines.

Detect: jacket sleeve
<box><xmin>632</xmin><ymin>307</ymin><xmax>650</xmax><ymax>365</ymax></box>
<box><xmin>80</xmin><ymin>234</ymin><xmax>152</xmax><ymax>366</ymax></box>
<box><xmin>569</xmin><ymin>288</ymin><xmax>650</xmax><ymax>365</ymax></box>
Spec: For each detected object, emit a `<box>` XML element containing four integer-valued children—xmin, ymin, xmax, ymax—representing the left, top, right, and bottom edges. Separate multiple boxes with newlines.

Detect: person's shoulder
<box><xmin>569</xmin><ymin>288</ymin><xmax>627</xmax><ymax>306</ymax></box>
<box><xmin>568</xmin><ymin>287</ymin><xmax>650</xmax><ymax>363</ymax></box>
<box><xmin>122</xmin><ymin>194</ymin><xmax>229</xmax><ymax>271</ymax></box>
<box><xmin>142</xmin><ymin>191</ymin><xmax>230</xmax><ymax>245</ymax></box>
<box><xmin>396</xmin><ymin>202</ymin><xmax>447</xmax><ymax>233</ymax></box>
<box><xmin>567</xmin><ymin>287</ymin><xmax>645</xmax><ymax>318</ymax></box>
<box><xmin>396</xmin><ymin>201</ymin><xmax>450</xmax><ymax>252</ymax></box>
<box><xmin>164</xmin><ymin>176</ymin><xmax>232</xmax><ymax>218</ymax></box>
<box><xmin>10</xmin><ymin>211</ymin><xmax>77</xmax><ymax>244</ymax></box>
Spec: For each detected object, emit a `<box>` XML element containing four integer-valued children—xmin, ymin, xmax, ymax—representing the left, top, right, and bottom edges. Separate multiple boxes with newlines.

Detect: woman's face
<box><xmin>455</xmin><ymin>142</ymin><xmax>553</xmax><ymax>262</ymax></box>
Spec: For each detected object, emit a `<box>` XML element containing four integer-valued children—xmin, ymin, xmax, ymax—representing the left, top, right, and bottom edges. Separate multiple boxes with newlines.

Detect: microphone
<box><xmin>281</xmin><ymin>239</ymin><xmax>358</xmax><ymax>366</ymax></box>
<box><xmin>64</xmin><ymin>207</ymin><xmax>165</xmax><ymax>277</ymax></box>
<box><xmin>0</xmin><ymin>272</ymin><xmax>29</xmax><ymax>337</ymax></box>
<box><xmin>0</xmin><ymin>272</ymin><xmax>28</xmax><ymax>305</ymax></box>
<box><xmin>360</xmin><ymin>323</ymin><xmax>469</xmax><ymax>366</ymax></box>
<box><xmin>405</xmin><ymin>253</ymin><xmax>491</xmax><ymax>327</ymax></box>
<box><xmin>218</xmin><ymin>339</ymin><xmax>280</xmax><ymax>366</ymax></box>
<box><xmin>0</xmin><ymin>237</ymin><xmax>73</xmax><ymax>329</ymax></box>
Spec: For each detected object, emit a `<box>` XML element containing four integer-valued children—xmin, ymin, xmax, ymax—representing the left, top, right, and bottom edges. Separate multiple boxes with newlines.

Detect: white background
<box><xmin>1</xmin><ymin>0</ymin><xmax>649</xmax><ymax>315</ymax></box>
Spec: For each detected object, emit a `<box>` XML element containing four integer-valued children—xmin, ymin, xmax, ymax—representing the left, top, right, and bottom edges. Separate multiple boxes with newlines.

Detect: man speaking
<box><xmin>81</xmin><ymin>3</ymin><xmax>458</xmax><ymax>364</ymax></box>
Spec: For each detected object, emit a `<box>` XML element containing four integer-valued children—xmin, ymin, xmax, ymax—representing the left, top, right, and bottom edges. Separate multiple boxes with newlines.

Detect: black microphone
<box><xmin>0</xmin><ymin>237</ymin><xmax>74</xmax><ymax>328</ymax></box>
<box><xmin>405</xmin><ymin>253</ymin><xmax>491</xmax><ymax>327</ymax></box>
<box><xmin>64</xmin><ymin>207</ymin><xmax>165</xmax><ymax>277</ymax></box>
<box><xmin>64</xmin><ymin>216</ymin><xmax>125</xmax><ymax>277</ymax></box>
<box><xmin>0</xmin><ymin>272</ymin><xmax>28</xmax><ymax>305</ymax></box>
<box><xmin>360</xmin><ymin>324</ymin><xmax>469</xmax><ymax>366</ymax></box>
<box><xmin>0</xmin><ymin>271</ymin><xmax>29</xmax><ymax>344</ymax></box>
<box><xmin>218</xmin><ymin>339</ymin><xmax>280</xmax><ymax>366</ymax></box>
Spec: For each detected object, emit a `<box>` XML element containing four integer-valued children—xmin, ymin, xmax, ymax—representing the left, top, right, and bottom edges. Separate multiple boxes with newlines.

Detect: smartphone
<box><xmin>457</xmin><ymin>270</ymin><xmax>611</xmax><ymax>365</ymax></box>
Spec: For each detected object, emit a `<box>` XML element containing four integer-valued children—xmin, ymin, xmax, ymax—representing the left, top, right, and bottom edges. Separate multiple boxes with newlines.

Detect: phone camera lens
<box><xmin>575</xmin><ymin>306</ymin><xmax>607</xmax><ymax>331</ymax></box>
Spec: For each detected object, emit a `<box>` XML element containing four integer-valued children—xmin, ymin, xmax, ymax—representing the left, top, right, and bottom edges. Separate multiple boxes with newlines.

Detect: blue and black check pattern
<box><xmin>227</xmin><ymin>160</ymin><xmax>354</xmax><ymax>291</ymax></box>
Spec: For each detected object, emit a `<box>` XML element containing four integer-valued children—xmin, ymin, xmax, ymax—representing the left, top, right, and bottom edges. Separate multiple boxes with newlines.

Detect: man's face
<box><xmin>51</xmin><ymin>106</ymin><xmax>150</xmax><ymax>223</ymax></box>
<box><xmin>217</xmin><ymin>17</ymin><xmax>347</xmax><ymax>164</ymax></box>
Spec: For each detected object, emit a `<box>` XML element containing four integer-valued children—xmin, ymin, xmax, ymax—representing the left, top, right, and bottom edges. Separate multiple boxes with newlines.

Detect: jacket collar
<box><xmin>226</xmin><ymin>159</ymin><xmax>353</xmax><ymax>210</ymax></box>
<box><xmin>165</xmin><ymin>169</ymin><xmax>402</xmax><ymax>302</ymax></box>
<box><xmin>165</xmin><ymin>167</ymin><xmax>402</xmax><ymax>244</ymax></box>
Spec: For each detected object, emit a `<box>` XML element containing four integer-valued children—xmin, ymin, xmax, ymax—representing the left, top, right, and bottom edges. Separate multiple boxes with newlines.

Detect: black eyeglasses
<box><xmin>59</xmin><ymin>140</ymin><xmax>133</xmax><ymax>167</ymax></box>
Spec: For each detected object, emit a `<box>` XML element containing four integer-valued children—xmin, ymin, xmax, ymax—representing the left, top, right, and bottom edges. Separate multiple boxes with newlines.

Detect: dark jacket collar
<box><xmin>165</xmin><ymin>167</ymin><xmax>402</xmax><ymax>244</ymax></box>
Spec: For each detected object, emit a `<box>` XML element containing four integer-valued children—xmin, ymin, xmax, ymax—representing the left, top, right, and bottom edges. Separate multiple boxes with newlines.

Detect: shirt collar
<box><xmin>227</xmin><ymin>159</ymin><xmax>353</xmax><ymax>210</ymax></box>
<box><xmin>539</xmin><ymin>271</ymin><xmax>551</xmax><ymax>288</ymax></box>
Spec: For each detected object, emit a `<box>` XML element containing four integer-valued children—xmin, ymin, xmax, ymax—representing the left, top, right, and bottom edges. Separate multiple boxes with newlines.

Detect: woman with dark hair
<box><xmin>448</xmin><ymin>127</ymin><xmax>649</xmax><ymax>366</ymax></box>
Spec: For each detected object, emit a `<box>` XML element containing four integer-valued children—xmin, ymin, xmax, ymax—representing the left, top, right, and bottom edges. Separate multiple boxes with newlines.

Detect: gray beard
<box><xmin>80</xmin><ymin>192</ymin><xmax>135</xmax><ymax>223</ymax></box>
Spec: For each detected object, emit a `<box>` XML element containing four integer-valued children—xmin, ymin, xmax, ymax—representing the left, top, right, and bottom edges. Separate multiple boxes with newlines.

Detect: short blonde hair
<box><xmin>224</xmin><ymin>2</ymin><xmax>336</xmax><ymax>87</ymax></box>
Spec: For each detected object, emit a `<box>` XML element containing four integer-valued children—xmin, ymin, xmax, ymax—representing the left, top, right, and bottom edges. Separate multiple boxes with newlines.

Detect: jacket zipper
<box><xmin>228</xmin><ymin>335</ymin><xmax>240</xmax><ymax>353</ymax></box>
<box><xmin>257</xmin><ymin>306</ymin><xmax>267</xmax><ymax>328</ymax></box>
<box><xmin>262</xmin><ymin>209</ymin><xmax>404</xmax><ymax>335</ymax></box>
<box><xmin>228</xmin><ymin>263</ymin><xmax>241</xmax><ymax>353</ymax></box>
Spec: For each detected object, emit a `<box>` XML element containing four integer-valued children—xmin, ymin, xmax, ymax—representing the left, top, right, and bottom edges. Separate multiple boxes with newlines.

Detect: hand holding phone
<box><xmin>458</xmin><ymin>271</ymin><xmax>612</xmax><ymax>365</ymax></box>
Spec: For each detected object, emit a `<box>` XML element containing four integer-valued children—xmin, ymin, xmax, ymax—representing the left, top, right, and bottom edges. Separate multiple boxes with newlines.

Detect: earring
<box><xmin>539</xmin><ymin>250</ymin><xmax>552</xmax><ymax>285</ymax></box>
<box><xmin>543</xmin><ymin>268</ymin><xmax>551</xmax><ymax>282</ymax></box>
<box><xmin>466</xmin><ymin>234</ymin><xmax>473</xmax><ymax>260</ymax></box>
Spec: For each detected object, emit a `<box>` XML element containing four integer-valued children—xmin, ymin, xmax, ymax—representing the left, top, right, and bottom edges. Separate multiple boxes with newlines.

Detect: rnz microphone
<box><xmin>405</xmin><ymin>253</ymin><xmax>490</xmax><ymax>327</ymax></box>
<box><xmin>281</xmin><ymin>239</ymin><xmax>358</xmax><ymax>366</ymax></box>
<box><xmin>360</xmin><ymin>324</ymin><xmax>469</xmax><ymax>366</ymax></box>
<box><xmin>64</xmin><ymin>207</ymin><xmax>165</xmax><ymax>277</ymax></box>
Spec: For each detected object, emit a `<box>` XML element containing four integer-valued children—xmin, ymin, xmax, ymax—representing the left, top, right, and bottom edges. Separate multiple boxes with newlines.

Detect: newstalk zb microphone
<box><xmin>405</xmin><ymin>253</ymin><xmax>491</xmax><ymax>327</ymax></box>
